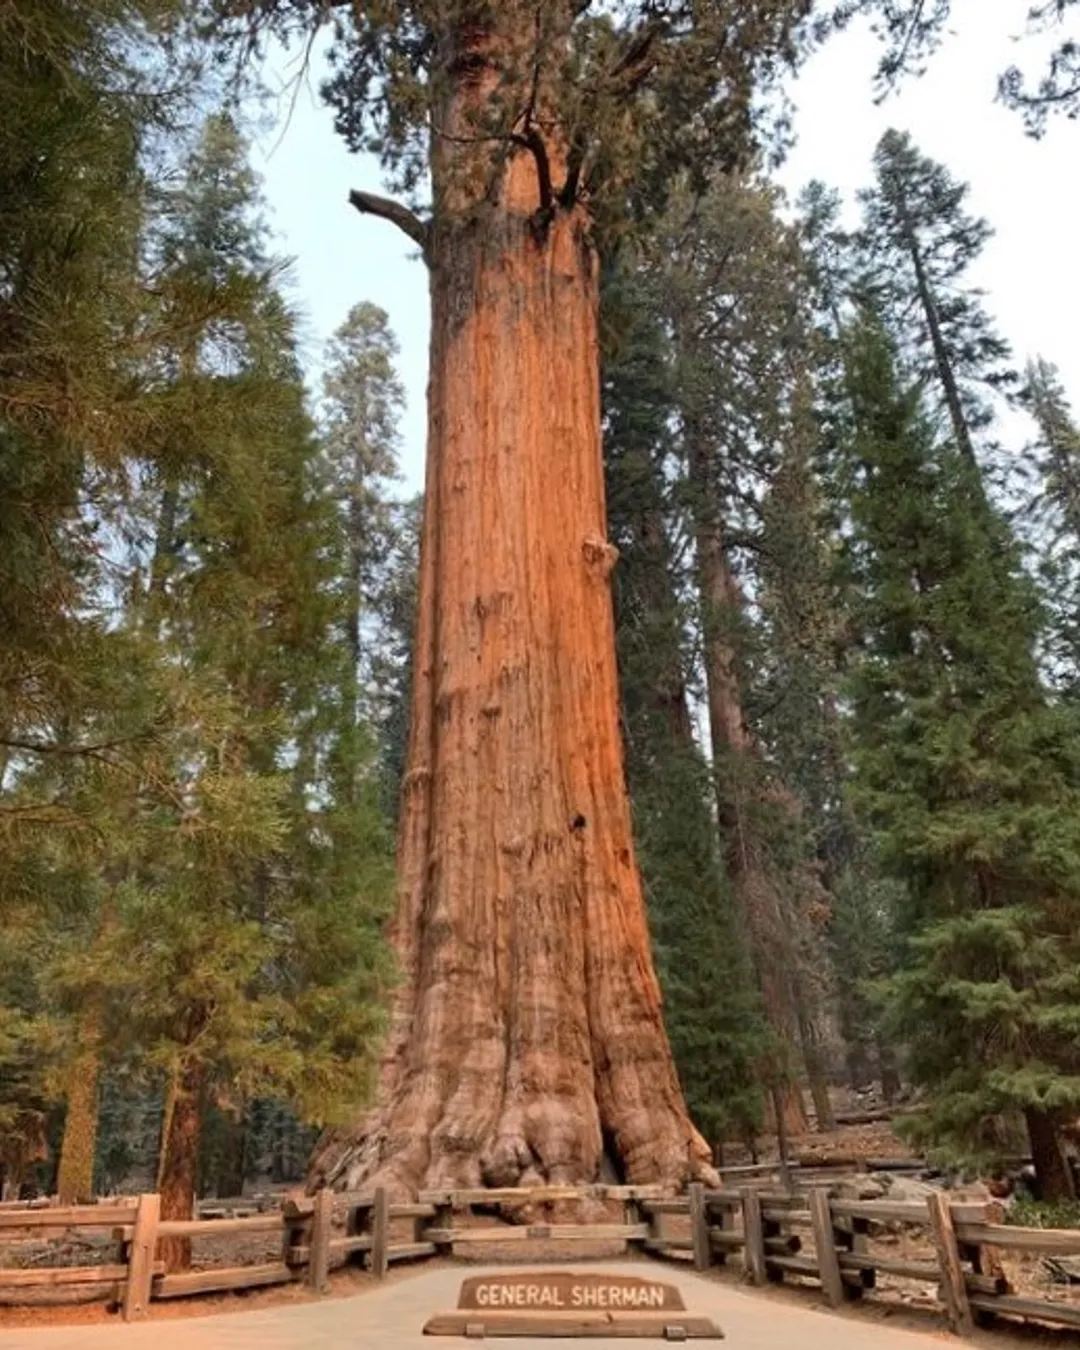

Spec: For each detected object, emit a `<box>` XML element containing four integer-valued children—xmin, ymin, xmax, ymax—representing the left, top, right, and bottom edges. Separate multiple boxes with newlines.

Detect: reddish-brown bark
<box><xmin>687</xmin><ymin>428</ymin><xmax>809</xmax><ymax>1137</ymax></box>
<box><xmin>158</xmin><ymin>1060</ymin><xmax>205</xmax><ymax>1272</ymax></box>
<box><xmin>311</xmin><ymin>23</ymin><xmax>711</xmax><ymax>1198</ymax></box>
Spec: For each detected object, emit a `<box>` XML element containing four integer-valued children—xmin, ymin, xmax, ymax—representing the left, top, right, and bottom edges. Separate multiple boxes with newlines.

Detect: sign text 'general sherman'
<box><xmin>456</xmin><ymin>1272</ymin><xmax>686</xmax><ymax>1313</ymax></box>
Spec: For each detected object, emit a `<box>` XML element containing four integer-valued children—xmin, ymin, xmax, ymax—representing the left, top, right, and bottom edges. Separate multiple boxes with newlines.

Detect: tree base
<box><xmin>311</xmin><ymin>1079</ymin><xmax>718</xmax><ymax>1199</ymax></box>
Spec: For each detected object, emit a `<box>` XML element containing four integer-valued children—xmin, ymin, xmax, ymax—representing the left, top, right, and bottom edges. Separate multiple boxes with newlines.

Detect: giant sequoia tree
<box><xmin>221</xmin><ymin>0</ymin><xmax>810</xmax><ymax>1194</ymax></box>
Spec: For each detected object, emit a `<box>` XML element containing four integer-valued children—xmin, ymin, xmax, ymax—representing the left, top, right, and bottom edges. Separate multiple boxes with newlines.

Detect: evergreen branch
<box><xmin>0</xmin><ymin>734</ymin><xmax>145</xmax><ymax>758</ymax></box>
<box><xmin>348</xmin><ymin>191</ymin><xmax>431</xmax><ymax>261</ymax></box>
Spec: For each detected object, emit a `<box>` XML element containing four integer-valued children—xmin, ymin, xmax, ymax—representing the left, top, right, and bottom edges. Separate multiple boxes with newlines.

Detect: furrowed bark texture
<box><xmin>311</xmin><ymin>23</ymin><xmax>711</xmax><ymax>1198</ymax></box>
<box><xmin>158</xmin><ymin>1060</ymin><xmax>205</xmax><ymax>1272</ymax></box>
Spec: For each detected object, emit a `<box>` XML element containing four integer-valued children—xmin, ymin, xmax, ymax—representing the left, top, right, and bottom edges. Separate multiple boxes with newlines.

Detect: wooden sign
<box><xmin>457</xmin><ymin>1272</ymin><xmax>686</xmax><ymax>1312</ymax></box>
<box><xmin>423</xmin><ymin>1269</ymin><xmax>723</xmax><ymax>1338</ymax></box>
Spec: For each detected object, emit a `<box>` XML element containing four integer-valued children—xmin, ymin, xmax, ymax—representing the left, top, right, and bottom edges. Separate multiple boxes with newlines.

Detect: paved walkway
<box><xmin>1</xmin><ymin>1262</ymin><xmax>952</xmax><ymax>1349</ymax></box>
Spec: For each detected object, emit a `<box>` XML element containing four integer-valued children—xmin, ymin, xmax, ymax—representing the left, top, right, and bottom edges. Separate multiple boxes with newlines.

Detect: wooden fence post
<box><xmin>430</xmin><ymin>1197</ymin><xmax>454</xmax><ymax>1257</ymax></box>
<box><xmin>809</xmin><ymin>1189</ymin><xmax>844</xmax><ymax>1308</ymax></box>
<box><xmin>308</xmin><ymin>1187</ymin><xmax>334</xmax><ymax>1293</ymax></box>
<box><xmin>688</xmin><ymin>1183</ymin><xmax>711</xmax><ymax>1272</ymax></box>
<box><xmin>122</xmin><ymin>1192</ymin><xmax>160</xmax><ymax>1322</ymax></box>
<box><xmin>712</xmin><ymin>1195</ymin><xmax>735</xmax><ymax>1267</ymax></box>
<box><xmin>927</xmin><ymin>1192</ymin><xmax>974</xmax><ymax>1336</ymax></box>
<box><xmin>741</xmin><ymin>1189</ymin><xmax>766</xmax><ymax>1286</ymax></box>
<box><xmin>370</xmin><ymin>1186</ymin><xmax>389</xmax><ymax>1279</ymax></box>
<box><xmin>624</xmin><ymin>1191</ymin><xmax>644</xmax><ymax>1253</ymax></box>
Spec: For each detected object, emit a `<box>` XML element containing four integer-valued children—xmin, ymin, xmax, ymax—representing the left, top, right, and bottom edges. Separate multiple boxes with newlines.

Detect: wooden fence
<box><xmin>644</xmin><ymin>1184</ymin><xmax>1080</xmax><ymax>1336</ymax></box>
<box><xmin>3</xmin><ymin>1182</ymin><xmax>1080</xmax><ymax>1334</ymax></box>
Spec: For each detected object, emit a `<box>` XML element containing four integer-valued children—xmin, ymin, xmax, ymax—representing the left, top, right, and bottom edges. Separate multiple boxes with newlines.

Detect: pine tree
<box><xmin>648</xmin><ymin>172</ymin><xmax>840</xmax><ymax>1134</ymax></box>
<box><xmin>602</xmin><ymin>262</ymin><xmax>767</xmax><ymax>1154</ymax></box>
<box><xmin>0</xmin><ymin>0</ymin><xmax>225</xmax><ymax>1203</ymax></box>
<box><xmin>841</xmin><ymin>308</ymin><xmax>1080</xmax><ymax>1199</ymax></box>
<box><xmin>857</xmin><ymin>130</ymin><xmax>1015</xmax><ymax>479</ymax></box>
<box><xmin>1024</xmin><ymin>358</ymin><xmax>1080</xmax><ymax>690</ymax></box>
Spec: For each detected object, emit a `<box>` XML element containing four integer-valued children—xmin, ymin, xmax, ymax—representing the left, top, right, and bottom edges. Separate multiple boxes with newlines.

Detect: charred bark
<box><xmin>311</xmin><ymin>20</ymin><xmax>711</xmax><ymax>1197</ymax></box>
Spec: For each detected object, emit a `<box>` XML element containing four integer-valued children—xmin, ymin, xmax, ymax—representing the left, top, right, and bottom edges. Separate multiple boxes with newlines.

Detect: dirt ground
<box><xmin>3</xmin><ymin>1111</ymin><xmax>1078</xmax><ymax>1336</ymax></box>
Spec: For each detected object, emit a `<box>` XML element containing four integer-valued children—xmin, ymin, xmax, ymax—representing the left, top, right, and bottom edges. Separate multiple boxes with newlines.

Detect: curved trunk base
<box><xmin>311</xmin><ymin>1073</ymin><xmax>716</xmax><ymax>1197</ymax></box>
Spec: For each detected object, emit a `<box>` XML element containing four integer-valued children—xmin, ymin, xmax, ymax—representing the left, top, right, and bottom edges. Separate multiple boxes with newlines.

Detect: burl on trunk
<box><xmin>311</xmin><ymin>27</ymin><xmax>712</xmax><ymax>1199</ymax></box>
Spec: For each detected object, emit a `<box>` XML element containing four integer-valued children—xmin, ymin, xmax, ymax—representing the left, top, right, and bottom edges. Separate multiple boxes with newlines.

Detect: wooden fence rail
<box><xmin>3</xmin><ymin>1183</ymin><xmax>1080</xmax><ymax>1335</ymax></box>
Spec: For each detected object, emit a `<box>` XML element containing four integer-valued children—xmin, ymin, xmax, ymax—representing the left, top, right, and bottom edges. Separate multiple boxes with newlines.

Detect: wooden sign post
<box><xmin>423</xmin><ymin>1271</ymin><xmax>723</xmax><ymax>1338</ymax></box>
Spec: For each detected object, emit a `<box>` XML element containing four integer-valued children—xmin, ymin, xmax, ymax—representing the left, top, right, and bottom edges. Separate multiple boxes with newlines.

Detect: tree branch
<box><xmin>348</xmin><ymin>191</ymin><xmax>431</xmax><ymax>261</ymax></box>
<box><xmin>514</xmin><ymin>129</ymin><xmax>554</xmax><ymax>217</ymax></box>
<box><xmin>1</xmin><ymin>734</ymin><xmax>143</xmax><ymax>757</ymax></box>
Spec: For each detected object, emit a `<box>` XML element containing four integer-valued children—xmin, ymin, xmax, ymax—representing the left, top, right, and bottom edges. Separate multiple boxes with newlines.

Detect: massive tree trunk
<box><xmin>311</xmin><ymin>25</ymin><xmax>711</xmax><ymax>1198</ymax></box>
<box><xmin>687</xmin><ymin>427</ymin><xmax>809</xmax><ymax>1137</ymax></box>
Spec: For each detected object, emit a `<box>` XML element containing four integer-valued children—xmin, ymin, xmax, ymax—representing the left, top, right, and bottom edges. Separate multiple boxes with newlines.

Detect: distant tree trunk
<box><xmin>1026</xmin><ymin>1107</ymin><xmax>1077</xmax><ymax>1203</ymax></box>
<box><xmin>898</xmin><ymin>205</ymin><xmax>984</xmax><ymax>489</ymax></box>
<box><xmin>158</xmin><ymin>1060</ymin><xmax>205</xmax><ymax>1272</ymax></box>
<box><xmin>876</xmin><ymin>1039</ymin><xmax>902</xmax><ymax>1104</ymax></box>
<box><xmin>797</xmin><ymin>1007</ymin><xmax>835</xmax><ymax>1131</ymax></box>
<box><xmin>309</xmin><ymin>22</ymin><xmax>711</xmax><ymax>1197</ymax></box>
<box><xmin>55</xmin><ymin>1010</ymin><xmax>102</xmax><ymax>1204</ymax></box>
<box><xmin>686</xmin><ymin>426</ymin><xmax>808</xmax><ymax>1137</ymax></box>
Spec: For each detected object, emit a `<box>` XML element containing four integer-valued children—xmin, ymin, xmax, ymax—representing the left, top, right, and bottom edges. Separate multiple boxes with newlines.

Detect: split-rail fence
<box><xmin>2</xmin><ymin>1179</ymin><xmax>1079</xmax><ymax>1335</ymax></box>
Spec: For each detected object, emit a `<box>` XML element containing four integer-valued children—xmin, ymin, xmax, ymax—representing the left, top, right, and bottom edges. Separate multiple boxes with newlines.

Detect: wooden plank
<box><xmin>417</xmin><ymin>1184</ymin><xmax>664</xmax><ymax>1207</ymax></box>
<box><xmin>0</xmin><ymin>1283</ymin><xmax>123</xmax><ymax>1307</ymax></box>
<box><xmin>390</xmin><ymin>1202</ymin><xmax>436</xmax><ymax>1219</ymax></box>
<box><xmin>967</xmin><ymin>1292</ymin><xmax>1080</xmax><ymax>1330</ymax></box>
<box><xmin>308</xmin><ymin>1187</ymin><xmax>333</xmax><ymax>1293</ymax></box>
<box><xmin>423</xmin><ymin>1311</ymin><xmax>723</xmax><ymax>1338</ymax></box>
<box><xmin>386</xmin><ymin>1240</ymin><xmax>436</xmax><ymax>1263</ymax></box>
<box><xmin>954</xmin><ymin>1221</ymin><xmax>1080</xmax><ymax>1255</ymax></box>
<box><xmin>761</xmin><ymin>1205</ymin><xmax>811</xmax><ymax>1226</ymax></box>
<box><xmin>643</xmin><ymin>1240</ymin><xmax>695</xmax><ymax>1262</ymax></box>
<box><xmin>370</xmin><ymin>1186</ymin><xmax>389</xmax><ymax>1279</ymax></box>
<box><xmin>809</xmin><ymin>1188</ymin><xmax>843</xmax><ymax>1308</ymax></box>
<box><xmin>640</xmin><ymin>1199</ymin><xmax>689</xmax><ymax>1216</ymax></box>
<box><xmin>688</xmin><ymin>1183</ymin><xmax>710</xmax><ymax>1272</ymax></box>
<box><xmin>741</xmin><ymin>1191</ymin><xmax>766</xmax><ymax>1286</ymax></box>
<box><xmin>328</xmin><ymin>1234</ymin><xmax>372</xmax><ymax>1256</ymax></box>
<box><xmin>828</xmin><ymin>1199</ymin><xmax>928</xmax><ymax>1224</ymax></box>
<box><xmin>702</xmin><ymin>1189</ymin><xmax>744</xmax><ymax>1209</ymax></box>
<box><xmin>927</xmin><ymin>1190</ymin><xmax>974</xmax><ymax>1336</ymax></box>
<box><xmin>420</xmin><ymin>1187</ymin><xmax>582</xmax><ymax>1206</ymax></box>
<box><xmin>708</xmin><ymin>1229</ymin><xmax>745</xmax><ymax>1251</ymax></box>
<box><xmin>123</xmin><ymin>1192</ymin><xmax>160</xmax><ymax>1322</ymax></box>
<box><xmin>153</xmin><ymin>1263</ymin><xmax>296</xmax><ymax>1298</ymax></box>
<box><xmin>421</xmin><ymin>1223</ymin><xmax>649</xmax><ymax>1244</ymax></box>
<box><xmin>0</xmin><ymin>1262</ymin><xmax>161</xmax><ymax>1287</ymax></box>
<box><xmin>837</xmin><ymin>1252</ymin><xmax>937</xmax><ymax>1281</ymax></box>
<box><xmin>157</xmin><ymin>1213</ymin><xmax>284</xmax><ymax>1239</ymax></box>
<box><xmin>764</xmin><ymin>1256</ymin><xmax>818</xmax><ymax>1276</ymax></box>
<box><xmin>0</xmin><ymin>1204</ymin><xmax>136</xmax><ymax>1230</ymax></box>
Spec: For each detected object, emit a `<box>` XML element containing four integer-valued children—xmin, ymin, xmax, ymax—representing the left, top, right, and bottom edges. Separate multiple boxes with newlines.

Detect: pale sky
<box><xmin>255</xmin><ymin>0</ymin><xmax>1079</xmax><ymax>496</ymax></box>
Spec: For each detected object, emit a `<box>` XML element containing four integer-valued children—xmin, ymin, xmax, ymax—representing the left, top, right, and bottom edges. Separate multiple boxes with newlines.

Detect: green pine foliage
<box><xmin>603</xmin><ymin>262</ymin><xmax>767</xmax><ymax>1150</ymax></box>
<box><xmin>840</xmin><ymin>308</ymin><xmax>1080</xmax><ymax>1188</ymax></box>
<box><xmin>1</xmin><ymin>84</ymin><xmax>397</xmax><ymax>1196</ymax></box>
